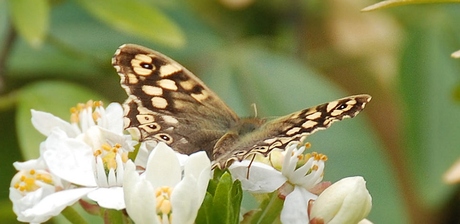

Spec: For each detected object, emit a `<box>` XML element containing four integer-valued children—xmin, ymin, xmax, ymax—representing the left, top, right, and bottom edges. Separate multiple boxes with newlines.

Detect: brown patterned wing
<box><xmin>112</xmin><ymin>44</ymin><xmax>240</xmax><ymax>156</ymax></box>
<box><xmin>212</xmin><ymin>94</ymin><xmax>371</xmax><ymax>169</ymax></box>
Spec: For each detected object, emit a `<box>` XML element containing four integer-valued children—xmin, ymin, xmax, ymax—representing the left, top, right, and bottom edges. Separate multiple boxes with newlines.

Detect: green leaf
<box><xmin>77</xmin><ymin>0</ymin><xmax>185</xmax><ymax>48</ymax></box>
<box><xmin>8</xmin><ymin>0</ymin><xmax>49</xmax><ymax>47</ymax></box>
<box><xmin>101</xmin><ymin>209</ymin><xmax>125</xmax><ymax>224</ymax></box>
<box><xmin>16</xmin><ymin>81</ymin><xmax>107</xmax><ymax>159</ymax></box>
<box><xmin>362</xmin><ymin>0</ymin><xmax>460</xmax><ymax>12</ymax></box>
<box><xmin>197</xmin><ymin>172</ymin><xmax>242</xmax><ymax>224</ymax></box>
<box><xmin>249</xmin><ymin>192</ymin><xmax>283</xmax><ymax>224</ymax></box>
<box><xmin>196</xmin><ymin>193</ymin><xmax>214</xmax><ymax>224</ymax></box>
<box><xmin>399</xmin><ymin>9</ymin><xmax>460</xmax><ymax>206</ymax></box>
<box><xmin>212</xmin><ymin>172</ymin><xmax>242</xmax><ymax>224</ymax></box>
<box><xmin>61</xmin><ymin>206</ymin><xmax>89</xmax><ymax>224</ymax></box>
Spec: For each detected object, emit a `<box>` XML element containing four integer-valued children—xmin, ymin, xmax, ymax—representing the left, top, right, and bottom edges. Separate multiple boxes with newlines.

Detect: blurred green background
<box><xmin>1</xmin><ymin>0</ymin><xmax>460</xmax><ymax>223</ymax></box>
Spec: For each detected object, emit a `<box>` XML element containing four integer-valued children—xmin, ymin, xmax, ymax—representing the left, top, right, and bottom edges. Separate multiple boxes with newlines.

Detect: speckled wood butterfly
<box><xmin>112</xmin><ymin>44</ymin><xmax>371</xmax><ymax>169</ymax></box>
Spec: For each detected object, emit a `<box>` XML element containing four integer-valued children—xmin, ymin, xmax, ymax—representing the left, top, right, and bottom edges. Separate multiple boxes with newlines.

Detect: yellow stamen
<box><xmin>121</xmin><ymin>152</ymin><xmax>129</xmax><ymax>163</ymax></box>
<box><xmin>68</xmin><ymin>100</ymin><xmax>105</xmax><ymax>123</ymax></box>
<box><xmin>94</xmin><ymin>101</ymin><xmax>103</xmax><ymax>107</ymax></box>
<box><xmin>102</xmin><ymin>152</ymin><xmax>117</xmax><ymax>170</ymax></box>
<box><xmin>92</xmin><ymin>111</ymin><xmax>100</xmax><ymax>121</ymax></box>
<box><xmin>312</xmin><ymin>164</ymin><xmax>319</xmax><ymax>171</ymax></box>
<box><xmin>155</xmin><ymin>186</ymin><xmax>173</xmax><ymax>222</ymax></box>
<box><xmin>11</xmin><ymin>170</ymin><xmax>54</xmax><ymax>194</ymax></box>
<box><xmin>36</xmin><ymin>173</ymin><xmax>54</xmax><ymax>184</ymax></box>
<box><xmin>94</xmin><ymin>149</ymin><xmax>102</xmax><ymax>157</ymax></box>
<box><xmin>102</xmin><ymin>143</ymin><xmax>112</xmax><ymax>151</ymax></box>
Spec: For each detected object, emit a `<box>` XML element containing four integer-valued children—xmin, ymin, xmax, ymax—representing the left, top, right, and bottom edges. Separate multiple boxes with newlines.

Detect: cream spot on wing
<box><xmin>135</xmin><ymin>54</ymin><xmax>153</xmax><ymax>63</ymax></box>
<box><xmin>286</xmin><ymin>127</ymin><xmax>301</xmax><ymax>136</ymax></box>
<box><xmin>132</xmin><ymin>54</ymin><xmax>155</xmax><ymax>76</ymax></box>
<box><xmin>191</xmin><ymin>90</ymin><xmax>209</xmax><ymax>102</ymax></box>
<box><xmin>302</xmin><ymin>120</ymin><xmax>318</xmax><ymax>129</ymax></box>
<box><xmin>137</xmin><ymin>106</ymin><xmax>154</xmax><ymax>114</ymax></box>
<box><xmin>177</xmin><ymin>138</ymin><xmax>188</xmax><ymax>144</ymax></box>
<box><xmin>331</xmin><ymin>110</ymin><xmax>344</xmax><ymax>117</ymax></box>
<box><xmin>162</xmin><ymin>115</ymin><xmax>179</xmax><ymax>124</ymax></box>
<box><xmin>142</xmin><ymin>85</ymin><xmax>163</xmax><ymax>96</ymax></box>
<box><xmin>290</xmin><ymin>113</ymin><xmax>300</xmax><ymax>119</ymax></box>
<box><xmin>126</xmin><ymin>73</ymin><xmax>139</xmax><ymax>84</ymax></box>
<box><xmin>151</xmin><ymin>97</ymin><xmax>168</xmax><ymax>109</ymax></box>
<box><xmin>263</xmin><ymin>138</ymin><xmax>277</xmax><ymax>144</ymax></box>
<box><xmin>306</xmin><ymin>112</ymin><xmax>322</xmax><ymax>120</ymax></box>
<box><xmin>279</xmin><ymin>137</ymin><xmax>293</xmax><ymax>144</ymax></box>
<box><xmin>133</xmin><ymin>66</ymin><xmax>153</xmax><ymax>76</ymax></box>
<box><xmin>159</xmin><ymin>63</ymin><xmax>182</xmax><ymax>77</ymax></box>
<box><xmin>157</xmin><ymin>79</ymin><xmax>178</xmax><ymax>90</ymax></box>
<box><xmin>326</xmin><ymin>101</ymin><xmax>338</xmax><ymax>112</ymax></box>
<box><xmin>136</xmin><ymin>114</ymin><xmax>155</xmax><ymax>124</ymax></box>
<box><xmin>179</xmin><ymin>80</ymin><xmax>196</xmax><ymax>91</ymax></box>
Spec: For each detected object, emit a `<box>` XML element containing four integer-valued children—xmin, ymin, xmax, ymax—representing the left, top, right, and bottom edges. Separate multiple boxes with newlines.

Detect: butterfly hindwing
<box><xmin>211</xmin><ymin>95</ymin><xmax>371</xmax><ymax>169</ymax></box>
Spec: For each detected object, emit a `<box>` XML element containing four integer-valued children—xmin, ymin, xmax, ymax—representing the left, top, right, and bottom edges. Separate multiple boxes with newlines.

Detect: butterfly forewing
<box><xmin>113</xmin><ymin>44</ymin><xmax>239</xmax><ymax>155</ymax></box>
<box><xmin>113</xmin><ymin>44</ymin><xmax>371</xmax><ymax>169</ymax></box>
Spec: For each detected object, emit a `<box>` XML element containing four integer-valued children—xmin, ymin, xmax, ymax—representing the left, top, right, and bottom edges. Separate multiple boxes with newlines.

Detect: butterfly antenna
<box><xmin>251</xmin><ymin>103</ymin><xmax>258</xmax><ymax>117</ymax></box>
<box><xmin>246</xmin><ymin>154</ymin><xmax>256</xmax><ymax>179</ymax></box>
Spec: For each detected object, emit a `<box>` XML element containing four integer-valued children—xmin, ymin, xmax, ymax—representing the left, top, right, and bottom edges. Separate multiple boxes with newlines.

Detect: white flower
<box><xmin>42</xmin><ymin>127</ymin><xmax>131</xmax><ymax>209</ymax></box>
<box><xmin>9</xmin><ymin>159</ymin><xmax>92</xmax><ymax>223</ymax></box>
<box><xmin>310</xmin><ymin>176</ymin><xmax>372</xmax><ymax>224</ymax></box>
<box><xmin>229</xmin><ymin>144</ymin><xmax>326</xmax><ymax>224</ymax></box>
<box><xmin>31</xmin><ymin>101</ymin><xmax>124</xmax><ymax>138</ymax></box>
<box><xmin>123</xmin><ymin>142</ymin><xmax>211</xmax><ymax>224</ymax></box>
<box><xmin>10</xmin><ymin>101</ymin><xmax>135</xmax><ymax>223</ymax></box>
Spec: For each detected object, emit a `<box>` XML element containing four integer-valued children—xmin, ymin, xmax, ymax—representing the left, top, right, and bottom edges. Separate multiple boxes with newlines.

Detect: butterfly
<box><xmin>112</xmin><ymin>44</ymin><xmax>371</xmax><ymax>169</ymax></box>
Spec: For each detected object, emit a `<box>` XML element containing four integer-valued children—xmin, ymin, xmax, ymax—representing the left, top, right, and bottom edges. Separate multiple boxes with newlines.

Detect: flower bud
<box><xmin>310</xmin><ymin>176</ymin><xmax>372</xmax><ymax>224</ymax></box>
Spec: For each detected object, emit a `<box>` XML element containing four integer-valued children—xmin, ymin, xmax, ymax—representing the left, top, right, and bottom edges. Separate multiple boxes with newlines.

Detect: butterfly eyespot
<box><xmin>155</xmin><ymin>133</ymin><xmax>173</xmax><ymax>143</ymax></box>
<box><xmin>140</xmin><ymin>123</ymin><xmax>160</xmax><ymax>132</ymax></box>
<box><xmin>337</xmin><ymin>103</ymin><xmax>347</xmax><ymax>110</ymax></box>
<box><xmin>140</xmin><ymin>62</ymin><xmax>154</xmax><ymax>70</ymax></box>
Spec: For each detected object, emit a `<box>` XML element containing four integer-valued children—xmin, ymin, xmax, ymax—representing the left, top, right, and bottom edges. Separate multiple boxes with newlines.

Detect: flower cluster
<box><xmin>10</xmin><ymin>100</ymin><xmax>372</xmax><ymax>224</ymax></box>
<box><xmin>229</xmin><ymin>144</ymin><xmax>372</xmax><ymax>224</ymax></box>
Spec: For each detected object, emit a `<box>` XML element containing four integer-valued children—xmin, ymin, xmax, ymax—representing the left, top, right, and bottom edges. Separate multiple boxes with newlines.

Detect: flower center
<box><xmin>70</xmin><ymin>100</ymin><xmax>103</xmax><ymax>124</ymax></box>
<box><xmin>94</xmin><ymin>143</ymin><xmax>128</xmax><ymax>171</ymax></box>
<box><xmin>94</xmin><ymin>143</ymin><xmax>129</xmax><ymax>186</ymax></box>
<box><xmin>155</xmin><ymin>186</ymin><xmax>173</xmax><ymax>222</ymax></box>
<box><xmin>11</xmin><ymin>169</ymin><xmax>54</xmax><ymax>195</ymax></box>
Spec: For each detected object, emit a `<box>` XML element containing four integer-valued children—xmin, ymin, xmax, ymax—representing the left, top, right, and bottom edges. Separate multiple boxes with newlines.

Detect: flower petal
<box><xmin>123</xmin><ymin>161</ymin><xmax>160</xmax><ymax>224</ymax></box>
<box><xmin>145</xmin><ymin>142</ymin><xmax>181</xmax><ymax>188</ymax></box>
<box><xmin>19</xmin><ymin>188</ymin><xmax>94</xmax><ymax>223</ymax></box>
<box><xmin>170</xmin><ymin>175</ymin><xmax>201</xmax><ymax>224</ymax></box>
<box><xmin>171</xmin><ymin>151</ymin><xmax>211</xmax><ymax>224</ymax></box>
<box><xmin>87</xmin><ymin>187</ymin><xmax>125</xmax><ymax>210</ymax></box>
<box><xmin>229</xmin><ymin>160</ymin><xmax>286</xmax><ymax>193</ymax></box>
<box><xmin>43</xmin><ymin>129</ymin><xmax>96</xmax><ymax>186</ymax></box>
<box><xmin>183</xmin><ymin>151</ymin><xmax>211</xmax><ymax>200</ymax></box>
<box><xmin>31</xmin><ymin>110</ymin><xmax>79</xmax><ymax>137</ymax></box>
<box><xmin>98</xmin><ymin>103</ymin><xmax>124</xmax><ymax>134</ymax></box>
<box><xmin>280</xmin><ymin>186</ymin><xmax>316</xmax><ymax>224</ymax></box>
